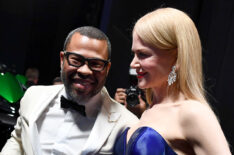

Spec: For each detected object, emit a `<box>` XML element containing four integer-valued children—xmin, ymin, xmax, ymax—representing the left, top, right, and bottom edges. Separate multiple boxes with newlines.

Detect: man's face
<box><xmin>60</xmin><ymin>33</ymin><xmax>111</xmax><ymax>103</ymax></box>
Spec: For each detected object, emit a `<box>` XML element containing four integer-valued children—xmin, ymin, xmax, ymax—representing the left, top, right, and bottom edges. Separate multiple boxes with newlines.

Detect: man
<box><xmin>1</xmin><ymin>26</ymin><xmax>138</xmax><ymax>155</ymax></box>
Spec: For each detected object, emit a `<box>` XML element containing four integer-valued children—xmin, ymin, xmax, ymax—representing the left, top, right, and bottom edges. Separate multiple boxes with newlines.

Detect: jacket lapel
<box><xmin>29</xmin><ymin>85</ymin><xmax>64</xmax><ymax>122</ymax></box>
<box><xmin>28</xmin><ymin>85</ymin><xmax>64</xmax><ymax>155</ymax></box>
<box><xmin>81</xmin><ymin>87</ymin><xmax>121</xmax><ymax>155</ymax></box>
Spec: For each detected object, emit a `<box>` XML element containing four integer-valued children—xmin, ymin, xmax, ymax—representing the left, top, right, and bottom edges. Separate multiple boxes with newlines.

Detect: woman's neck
<box><xmin>151</xmin><ymin>83</ymin><xmax>168</xmax><ymax>104</ymax></box>
<box><xmin>151</xmin><ymin>82</ymin><xmax>181</xmax><ymax>106</ymax></box>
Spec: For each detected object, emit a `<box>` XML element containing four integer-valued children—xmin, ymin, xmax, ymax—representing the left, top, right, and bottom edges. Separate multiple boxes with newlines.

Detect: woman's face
<box><xmin>130</xmin><ymin>31</ymin><xmax>177</xmax><ymax>89</ymax></box>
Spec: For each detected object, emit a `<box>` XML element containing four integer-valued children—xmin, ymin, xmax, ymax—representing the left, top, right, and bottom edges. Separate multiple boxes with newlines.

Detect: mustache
<box><xmin>71</xmin><ymin>72</ymin><xmax>96</xmax><ymax>83</ymax></box>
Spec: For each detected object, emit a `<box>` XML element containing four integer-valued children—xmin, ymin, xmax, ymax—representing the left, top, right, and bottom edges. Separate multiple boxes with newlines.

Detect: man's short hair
<box><xmin>63</xmin><ymin>26</ymin><xmax>111</xmax><ymax>60</ymax></box>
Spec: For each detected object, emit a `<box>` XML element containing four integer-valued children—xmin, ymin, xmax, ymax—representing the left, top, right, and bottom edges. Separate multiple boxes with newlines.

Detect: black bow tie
<box><xmin>60</xmin><ymin>96</ymin><xmax>86</xmax><ymax>117</ymax></box>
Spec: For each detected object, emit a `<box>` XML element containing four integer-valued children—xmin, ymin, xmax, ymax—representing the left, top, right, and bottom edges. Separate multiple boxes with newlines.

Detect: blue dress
<box><xmin>114</xmin><ymin>127</ymin><xmax>177</xmax><ymax>155</ymax></box>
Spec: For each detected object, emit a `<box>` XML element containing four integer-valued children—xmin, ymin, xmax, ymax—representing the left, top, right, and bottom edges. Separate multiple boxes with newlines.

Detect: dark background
<box><xmin>0</xmin><ymin>0</ymin><xmax>233</xmax><ymax>152</ymax></box>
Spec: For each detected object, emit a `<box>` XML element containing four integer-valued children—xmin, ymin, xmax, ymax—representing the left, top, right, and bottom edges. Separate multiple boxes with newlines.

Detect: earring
<box><xmin>168</xmin><ymin>65</ymin><xmax>177</xmax><ymax>86</ymax></box>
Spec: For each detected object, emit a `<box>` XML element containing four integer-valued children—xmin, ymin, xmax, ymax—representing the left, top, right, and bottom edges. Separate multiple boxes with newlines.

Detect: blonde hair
<box><xmin>134</xmin><ymin>8</ymin><xmax>207</xmax><ymax>105</ymax></box>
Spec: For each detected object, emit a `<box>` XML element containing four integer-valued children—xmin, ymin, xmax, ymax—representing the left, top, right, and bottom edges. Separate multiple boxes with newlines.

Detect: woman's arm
<box><xmin>180</xmin><ymin>101</ymin><xmax>231</xmax><ymax>155</ymax></box>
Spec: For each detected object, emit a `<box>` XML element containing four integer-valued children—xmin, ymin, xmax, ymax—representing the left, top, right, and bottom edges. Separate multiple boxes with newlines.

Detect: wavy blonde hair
<box><xmin>134</xmin><ymin>8</ymin><xmax>207</xmax><ymax>105</ymax></box>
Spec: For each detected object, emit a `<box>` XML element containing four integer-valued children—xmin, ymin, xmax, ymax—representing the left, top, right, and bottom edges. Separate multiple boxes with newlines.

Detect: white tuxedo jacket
<box><xmin>1</xmin><ymin>85</ymin><xmax>138</xmax><ymax>155</ymax></box>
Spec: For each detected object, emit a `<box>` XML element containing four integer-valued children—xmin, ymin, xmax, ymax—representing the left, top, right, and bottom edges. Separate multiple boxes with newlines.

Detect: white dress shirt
<box><xmin>36</xmin><ymin>89</ymin><xmax>102</xmax><ymax>155</ymax></box>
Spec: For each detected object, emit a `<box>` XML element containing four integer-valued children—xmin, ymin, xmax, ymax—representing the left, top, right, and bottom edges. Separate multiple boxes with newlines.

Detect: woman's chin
<box><xmin>138</xmin><ymin>82</ymin><xmax>148</xmax><ymax>89</ymax></box>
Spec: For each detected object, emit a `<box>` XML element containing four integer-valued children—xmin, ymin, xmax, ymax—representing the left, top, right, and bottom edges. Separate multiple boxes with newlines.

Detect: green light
<box><xmin>0</xmin><ymin>72</ymin><xmax>25</xmax><ymax>103</ymax></box>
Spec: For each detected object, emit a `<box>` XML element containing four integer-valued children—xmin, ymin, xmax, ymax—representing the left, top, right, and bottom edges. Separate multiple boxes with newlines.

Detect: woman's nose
<box><xmin>130</xmin><ymin>55</ymin><xmax>139</xmax><ymax>69</ymax></box>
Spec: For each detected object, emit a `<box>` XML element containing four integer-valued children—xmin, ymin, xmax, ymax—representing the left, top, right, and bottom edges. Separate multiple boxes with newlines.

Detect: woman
<box><xmin>114</xmin><ymin>8</ymin><xmax>231</xmax><ymax>155</ymax></box>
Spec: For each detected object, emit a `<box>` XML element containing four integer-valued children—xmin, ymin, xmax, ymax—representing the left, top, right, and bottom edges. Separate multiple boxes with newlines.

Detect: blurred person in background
<box><xmin>114</xmin><ymin>68</ymin><xmax>148</xmax><ymax>118</ymax></box>
<box><xmin>25</xmin><ymin>67</ymin><xmax>39</xmax><ymax>87</ymax></box>
<box><xmin>114</xmin><ymin>87</ymin><xmax>148</xmax><ymax>118</ymax></box>
<box><xmin>52</xmin><ymin>76</ymin><xmax>63</xmax><ymax>85</ymax></box>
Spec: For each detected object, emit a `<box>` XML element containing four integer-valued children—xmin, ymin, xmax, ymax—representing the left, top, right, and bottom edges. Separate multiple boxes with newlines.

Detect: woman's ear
<box><xmin>175</xmin><ymin>64</ymin><xmax>179</xmax><ymax>72</ymax></box>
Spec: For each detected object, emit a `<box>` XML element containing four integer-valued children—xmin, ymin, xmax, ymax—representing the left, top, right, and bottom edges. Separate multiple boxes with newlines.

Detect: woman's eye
<box><xmin>137</xmin><ymin>52</ymin><xmax>149</xmax><ymax>58</ymax></box>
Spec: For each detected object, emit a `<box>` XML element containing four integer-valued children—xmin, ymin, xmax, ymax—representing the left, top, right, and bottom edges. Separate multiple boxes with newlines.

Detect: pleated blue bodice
<box><xmin>114</xmin><ymin>127</ymin><xmax>177</xmax><ymax>155</ymax></box>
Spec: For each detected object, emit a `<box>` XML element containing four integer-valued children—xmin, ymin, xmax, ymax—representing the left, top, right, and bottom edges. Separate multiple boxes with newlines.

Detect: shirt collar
<box><xmin>61</xmin><ymin>89</ymin><xmax>102</xmax><ymax>118</ymax></box>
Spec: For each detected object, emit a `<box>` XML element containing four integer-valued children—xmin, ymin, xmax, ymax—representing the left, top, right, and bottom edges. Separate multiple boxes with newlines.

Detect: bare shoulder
<box><xmin>178</xmin><ymin>100</ymin><xmax>231</xmax><ymax>154</ymax></box>
<box><xmin>178</xmin><ymin>100</ymin><xmax>214</xmax><ymax>122</ymax></box>
<box><xmin>178</xmin><ymin>100</ymin><xmax>218</xmax><ymax>136</ymax></box>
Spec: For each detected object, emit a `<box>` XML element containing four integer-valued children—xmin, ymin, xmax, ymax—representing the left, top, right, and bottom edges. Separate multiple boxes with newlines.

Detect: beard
<box><xmin>60</xmin><ymin>68</ymin><xmax>105</xmax><ymax>104</ymax></box>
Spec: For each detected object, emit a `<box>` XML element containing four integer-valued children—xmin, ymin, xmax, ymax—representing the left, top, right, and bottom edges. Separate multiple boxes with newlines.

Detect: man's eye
<box><xmin>89</xmin><ymin>61</ymin><xmax>103</xmax><ymax>67</ymax></box>
<box><xmin>70</xmin><ymin>58</ymin><xmax>82</xmax><ymax>64</ymax></box>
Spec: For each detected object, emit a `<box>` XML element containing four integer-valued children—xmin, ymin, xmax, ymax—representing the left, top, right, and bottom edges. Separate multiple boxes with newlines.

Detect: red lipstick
<box><xmin>137</xmin><ymin>72</ymin><xmax>146</xmax><ymax>79</ymax></box>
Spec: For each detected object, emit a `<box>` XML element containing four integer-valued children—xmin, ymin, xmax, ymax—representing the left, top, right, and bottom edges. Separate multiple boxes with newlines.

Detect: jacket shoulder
<box><xmin>23</xmin><ymin>85</ymin><xmax>63</xmax><ymax>98</ymax></box>
<box><xmin>101</xmin><ymin>87</ymin><xmax>138</xmax><ymax>123</ymax></box>
<box><xmin>114</xmin><ymin>100</ymin><xmax>138</xmax><ymax>121</ymax></box>
<box><xmin>20</xmin><ymin>85</ymin><xmax>64</xmax><ymax>109</ymax></box>
<box><xmin>25</xmin><ymin>85</ymin><xmax>63</xmax><ymax>95</ymax></box>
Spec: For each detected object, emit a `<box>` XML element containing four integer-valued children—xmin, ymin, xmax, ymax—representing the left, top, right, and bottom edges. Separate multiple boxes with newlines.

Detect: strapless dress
<box><xmin>114</xmin><ymin>126</ymin><xmax>177</xmax><ymax>155</ymax></box>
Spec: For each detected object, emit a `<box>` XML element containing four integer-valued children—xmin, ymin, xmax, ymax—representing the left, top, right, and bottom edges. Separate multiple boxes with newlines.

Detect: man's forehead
<box><xmin>79</xmin><ymin>35</ymin><xmax>89</xmax><ymax>42</ymax></box>
<box><xmin>70</xmin><ymin>33</ymin><xmax>106</xmax><ymax>45</ymax></box>
<box><xmin>67</xmin><ymin>33</ymin><xmax>108</xmax><ymax>59</ymax></box>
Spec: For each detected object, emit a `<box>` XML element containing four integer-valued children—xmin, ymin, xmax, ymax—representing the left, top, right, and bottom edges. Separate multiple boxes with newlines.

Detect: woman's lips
<box><xmin>137</xmin><ymin>72</ymin><xmax>147</xmax><ymax>79</ymax></box>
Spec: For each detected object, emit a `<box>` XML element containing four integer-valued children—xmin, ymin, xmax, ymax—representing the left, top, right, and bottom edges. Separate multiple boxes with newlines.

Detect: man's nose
<box><xmin>76</xmin><ymin>63</ymin><xmax>93</xmax><ymax>75</ymax></box>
